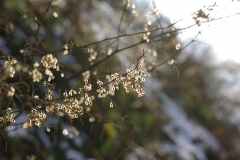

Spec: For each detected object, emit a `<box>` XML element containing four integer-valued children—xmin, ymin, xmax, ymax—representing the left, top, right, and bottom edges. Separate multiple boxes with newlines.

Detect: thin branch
<box><xmin>1</xmin><ymin>132</ymin><xmax>7</xmax><ymax>152</ymax></box>
<box><xmin>152</xmin><ymin>26</ymin><xmax>209</xmax><ymax>70</ymax></box>
<box><xmin>35</xmin><ymin>0</ymin><xmax>53</xmax><ymax>42</ymax></box>
<box><xmin>21</xmin><ymin>11</ymin><xmax>240</xmax><ymax>59</ymax></box>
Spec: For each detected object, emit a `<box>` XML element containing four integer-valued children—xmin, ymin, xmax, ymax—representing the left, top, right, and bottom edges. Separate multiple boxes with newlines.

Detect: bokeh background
<box><xmin>1</xmin><ymin>0</ymin><xmax>240</xmax><ymax>160</ymax></box>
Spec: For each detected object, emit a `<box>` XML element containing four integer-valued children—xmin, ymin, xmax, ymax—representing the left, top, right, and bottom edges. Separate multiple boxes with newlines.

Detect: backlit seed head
<box><xmin>110</xmin><ymin>101</ymin><xmax>113</xmax><ymax>107</ymax></box>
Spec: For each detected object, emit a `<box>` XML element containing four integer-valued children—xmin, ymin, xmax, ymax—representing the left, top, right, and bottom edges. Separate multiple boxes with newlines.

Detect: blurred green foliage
<box><xmin>0</xmin><ymin>0</ymin><xmax>240</xmax><ymax>160</ymax></box>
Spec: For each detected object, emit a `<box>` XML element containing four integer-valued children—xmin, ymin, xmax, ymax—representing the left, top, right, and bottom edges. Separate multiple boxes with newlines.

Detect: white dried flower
<box><xmin>7</xmin><ymin>86</ymin><xmax>15</xmax><ymax>97</ymax></box>
<box><xmin>4</xmin><ymin>58</ymin><xmax>17</xmax><ymax>78</ymax></box>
